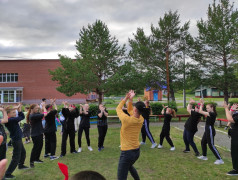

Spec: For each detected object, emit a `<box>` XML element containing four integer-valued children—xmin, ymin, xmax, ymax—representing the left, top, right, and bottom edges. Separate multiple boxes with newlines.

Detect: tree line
<box><xmin>50</xmin><ymin>0</ymin><xmax>238</xmax><ymax>104</ymax></box>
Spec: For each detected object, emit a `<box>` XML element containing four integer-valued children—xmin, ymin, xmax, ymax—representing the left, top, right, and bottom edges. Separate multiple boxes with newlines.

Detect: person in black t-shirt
<box><xmin>60</xmin><ymin>102</ymin><xmax>79</xmax><ymax>157</ymax></box>
<box><xmin>197</xmin><ymin>99</ymin><xmax>224</xmax><ymax>165</ymax></box>
<box><xmin>0</xmin><ymin>107</ymin><xmax>8</xmax><ymax>161</ymax></box>
<box><xmin>97</xmin><ymin>104</ymin><xmax>108</xmax><ymax>151</ymax></box>
<box><xmin>157</xmin><ymin>105</ymin><xmax>175</xmax><ymax>151</ymax></box>
<box><xmin>183</xmin><ymin>99</ymin><xmax>201</xmax><ymax>156</ymax></box>
<box><xmin>224</xmin><ymin>102</ymin><xmax>238</xmax><ymax>176</ymax></box>
<box><xmin>140</xmin><ymin>100</ymin><xmax>157</xmax><ymax>148</ymax></box>
<box><xmin>78</xmin><ymin>104</ymin><xmax>93</xmax><ymax>152</ymax></box>
<box><xmin>27</xmin><ymin>103</ymin><xmax>49</xmax><ymax>168</ymax></box>
<box><xmin>44</xmin><ymin>99</ymin><xmax>59</xmax><ymax>160</ymax></box>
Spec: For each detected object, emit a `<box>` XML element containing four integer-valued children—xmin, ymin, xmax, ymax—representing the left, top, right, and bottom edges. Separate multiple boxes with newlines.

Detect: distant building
<box><xmin>195</xmin><ymin>86</ymin><xmax>238</xmax><ymax>98</ymax></box>
<box><xmin>0</xmin><ymin>59</ymin><xmax>98</xmax><ymax>104</ymax></box>
<box><xmin>144</xmin><ymin>85</ymin><xmax>167</xmax><ymax>101</ymax></box>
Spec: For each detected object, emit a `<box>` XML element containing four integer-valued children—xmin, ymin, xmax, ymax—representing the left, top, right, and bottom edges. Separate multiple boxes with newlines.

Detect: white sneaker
<box><xmin>197</xmin><ymin>156</ymin><xmax>208</xmax><ymax>160</ymax></box>
<box><xmin>88</xmin><ymin>146</ymin><xmax>93</xmax><ymax>151</ymax></box>
<box><xmin>214</xmin><ymin>159</ymin><xmax>224</xmax><ymax>165</ymax></box>
<box><xmin>77</xmin><ymin>148</ymin><xmax>82</xmax><ymax>153</ymax></box>
<box><xmin>151</xmin><ymin>143</ymin><xmax>157</xmax><ymax>149</ymax></box>
<box><xmin>157</xmin><ymin>144</ymin><xmax>163</xmax><ymax>149</ymax></box>
<box><xmin>170</xmin><ymin>147</ymin><xmax>175</xmax><ymax>151</ymax></box>
<box><xmin>140</xmin><ymin>142</ymin><xmax>146</xmax><ymax>145</ymax></box>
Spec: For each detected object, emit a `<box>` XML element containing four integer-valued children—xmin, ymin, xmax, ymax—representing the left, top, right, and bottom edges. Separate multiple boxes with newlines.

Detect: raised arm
<box><xmin>116</xmin><ymin>92</ymin><xmax>130</xmax><ymax>122</ymax></box>
<box><xmin>224</xmin><ymin>102</ymin><xmax>235</xmax><ymax>123</ymax></box>
<box><xmin>127</xmin><ymin>90</ymin><xmax>135</xmax><ymax>116</ymax></box>
<box><xmin>187</xmin><ymin>99</ymin><xmax>195</xmax><ymax>115</ymax></box>
<box><xmin>53</xmin><ymin>99</ymin><xmax>57</xmax><ymax>111</ymax></box>
<box><xmin>198</xmin><ymin>99</ymin><xmax>209</xmax><ymax>116</ymax></box>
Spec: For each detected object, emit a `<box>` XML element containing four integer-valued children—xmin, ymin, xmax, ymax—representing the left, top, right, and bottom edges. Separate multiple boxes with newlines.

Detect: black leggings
<box><xmin>45</xmin><ymin>132</ymin><xmax>56</xmax><ymax>156</ymax></box>
<box><xmin>160</xmin><ymin>129</ymin><xmax>174</xmax><ymax>147</ymax></box>
<box><xmin>141</xmin><ymin>119</ymin><xmax>155</xmax><ymax>144</ymax></box>
<box><xmin>78</xmin><ymin>126</ymin><xmax>90</xmax><ymax>147</ymax></box>
<box><xmin>201</xmin><ymin>126</ymin><xmax>222</xmax><ymax>159</ymax></box>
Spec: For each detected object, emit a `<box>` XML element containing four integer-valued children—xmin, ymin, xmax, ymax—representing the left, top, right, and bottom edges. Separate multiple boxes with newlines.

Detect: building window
<box><xmin>0</xmin><ymin>73</ymin><xmax>18</xmax><ymax>83</ymax></box>
<box><xmin>0</xmin><ymin>90</ymin><xmax>23</xmax><ymax>103</ymax></box>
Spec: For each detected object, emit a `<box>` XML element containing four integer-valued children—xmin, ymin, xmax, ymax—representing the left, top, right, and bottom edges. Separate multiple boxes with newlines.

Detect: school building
<box><xmin>0</xmin><ymin>59</ymin><xmax>98</xmax><ymax>105</ymax></box>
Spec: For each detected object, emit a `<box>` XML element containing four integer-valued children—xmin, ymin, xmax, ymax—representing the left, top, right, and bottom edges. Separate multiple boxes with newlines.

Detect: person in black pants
<box><xmin>44</xmin><ymin>99</ymin><xmax>59</xmax><ymax>160</ymax></box>
<box><xmin>0</xmin><ymin>107</ymin><xmax>8</xmax><ymax>161</ymax></box>
<box><xmin>183</xmin><ymin>99</ymin><xmax>202</xmax><ymax>156</ymax></box>
<box><xmin>224</xmin><ymin>102</ymin><xmax>238</xmax><ymax>176</ymax></box>
<box><xmin>140</xmin><ymin>100</ymin><xmax>157</xmax><ymax>148</ymax></box>
<box><xmin>78</xmin><ymin>104</ymin><xmax>93</xmax><ymax>152</ymax></box>
<box><xmin>97</xmin><ymin>104</ymin><xmax>108</xmax><ymax>151</ymax></box>
<box><xmin>157</xmin><ymin>105</ymin><xmax>176</xmax><ymax>151</ymax></box>
<box><xmin>60</xmin><ymin>102</ymin><xmax>79</xmax><ymax>157</ymax></box>
<box><xmin>28</xmin><ymin>103</ymin><xmax>48</xmax><ymax>168</ymax></box>
<box><xmin>197</xmin><ymin>100</ymin><xmax>224</xmax><ymax>165</ymax></box>
<box><xmin>4</xmin><ymin>104</ymin><xmax>29</xmax><ymax>179</ymax></box>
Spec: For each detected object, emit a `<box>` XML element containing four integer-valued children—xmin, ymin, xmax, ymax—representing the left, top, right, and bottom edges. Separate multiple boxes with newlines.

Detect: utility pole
<box><xmin>165</xmin><ymin>44</ymin><xmax>170</xmax><ymax>103</ymax></box>
<box><xmin>183</xmin><ymin>48</ymin><xmax>186</xmax><ymax>108</ymax></box>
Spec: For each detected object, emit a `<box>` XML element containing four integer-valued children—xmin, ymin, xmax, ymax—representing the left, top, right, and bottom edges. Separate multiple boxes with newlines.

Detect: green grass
<box><xmin>5</xmin><ymin>126</ymin><xmax>236</xmax><ymax>180</ymax></box>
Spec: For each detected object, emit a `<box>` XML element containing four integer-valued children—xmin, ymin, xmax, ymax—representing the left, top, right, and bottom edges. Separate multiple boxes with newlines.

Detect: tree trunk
<box><xmin>170</xmin><ymin>87</ymin><xmax>176</xmax><ymax>102</ymax></box>
<box><xmin>98</xmin><ymin>91</ymin><xmax>103</xmax><ymax>104</ymax></box>
<box><xmin>223</xmin><ymin>56</ymin><xmax>229</xmax><ymax>104</ymax></box>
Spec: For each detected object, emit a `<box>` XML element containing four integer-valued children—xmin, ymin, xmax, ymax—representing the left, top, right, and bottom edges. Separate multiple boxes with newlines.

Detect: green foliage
<box><xmin>129</xmin><ymin>10</ymin><xmax>193</xmax><ymax>100</ymax></box>
<box><xmin>229</xmin><ymin>99</ymin><xmax>238</xmax><ymax>106</ymax></box>
<box><xmin>50</xmin><ymin>20</ymin><xmax>141</xmax><ymax>104</ymax></box>
<box><xmin>191</xmin><ymin>0</ymin><xmax>238</xmax><ymax>102</ymax></box>
<box><xmin>104</xmin><ymin>99</ymin><xmax>116</xmax><ymax>105</ymax></box>
<box><xmin>166</xmin><ymin>101</ymin><xmax>178</xmax><ymax>112</ymax></box>
<box><xmin>150</xmin><ymin>103</ymin><xmax>163</xmax><ymax>115</ymax></box>
<box><xmin>89</xmin><ymin>104</ymin><xmax>99</xmax><ymax>116</ymax></box>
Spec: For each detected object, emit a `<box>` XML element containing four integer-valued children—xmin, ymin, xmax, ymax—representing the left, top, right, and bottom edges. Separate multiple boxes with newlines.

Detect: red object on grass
<box><xmin>58</xmin><ymin>162</ymin><xmax>69</xmax><ymax>180</ymax></box>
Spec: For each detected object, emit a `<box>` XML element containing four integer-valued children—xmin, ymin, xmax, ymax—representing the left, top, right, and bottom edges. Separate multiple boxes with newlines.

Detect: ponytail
<box><xmin>26</xmin><ymin>104</ymin><xmax>37</xmax><ymax>124</ymax></box>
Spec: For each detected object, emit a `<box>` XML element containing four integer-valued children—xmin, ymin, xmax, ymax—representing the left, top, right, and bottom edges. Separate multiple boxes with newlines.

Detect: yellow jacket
<box><xmin>116</xmin><ymin>100</ymin><xmax>144</xmax><ymax>151</ymax></box>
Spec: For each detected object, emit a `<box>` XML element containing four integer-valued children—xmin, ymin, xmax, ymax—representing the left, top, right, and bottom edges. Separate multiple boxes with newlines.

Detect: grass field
<box><xmin>5</xmin><ymin>126</ymin><xmax>236</xmax><ymax>180</ymax></box>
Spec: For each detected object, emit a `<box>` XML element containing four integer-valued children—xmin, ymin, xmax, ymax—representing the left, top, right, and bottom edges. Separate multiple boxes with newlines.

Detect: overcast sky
<box><xmin>0</xmin><ymin>0</ymin><xmax>237</xmax><ymax>60</ymax></box>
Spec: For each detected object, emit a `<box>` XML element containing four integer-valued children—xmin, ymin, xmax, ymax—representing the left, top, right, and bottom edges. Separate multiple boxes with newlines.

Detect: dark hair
<box><xmin>45</xmin><ymin>104</ymin><xmax>52</xmax><ymax>110</ymax></box>
<box><xmin>135</xmin><ymin>101</ymin><xmax>146</xmax><ymax>115</ymax></box>
<box><xmin>42</xmin><ymin>98</ymin><xmax>46</xmax><ymax>101</ymax></box>
<box><xmin>69</xmin><ymin>170</ymin><xmax>106</xmax><ymax>180</ymax></box>
<box><xmin>207</xmin><ymin>104</ymin><xmax>217</xmax><ymax>116</ymax></box>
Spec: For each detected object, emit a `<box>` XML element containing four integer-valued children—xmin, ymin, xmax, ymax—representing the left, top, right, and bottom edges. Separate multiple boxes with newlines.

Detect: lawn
<box><xmin>5</xmin><ymin>126</ymin><xmax>235</xmax><ymax>180</ymax></box>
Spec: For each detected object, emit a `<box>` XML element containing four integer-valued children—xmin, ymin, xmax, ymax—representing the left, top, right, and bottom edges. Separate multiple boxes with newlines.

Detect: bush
<box><xmin>165</xmin><ymin>101</ymin><xmax>178</xmax><ymax>112</ymax></box>
<box><xmin>89</xmin><ymin>104</ymin><xmax>99</xmax><ymax>117</ymax></box>
<box><xmin>150</xmin><ymin>103</ymin><xmax>163</xmax><ymax>115</ymax></box>
<box><xmin>229</xmin><ymin>99</ymin><xmax>238</xmax><ymax>106</ymax></box>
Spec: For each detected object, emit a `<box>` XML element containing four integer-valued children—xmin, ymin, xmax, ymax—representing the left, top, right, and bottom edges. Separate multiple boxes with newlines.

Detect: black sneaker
<box><xmin>227</xmin><ymin>169</ymin><xmax>238</xmax><ymax>176</ymax></box>
<box><xmin>18</xmin><ymin>165</ymin><xmax>29</xmax><ymax>170</ymax></box>
<box><xmin>34</xmin><ymin>160</ymin><xmax>43</xmax><ymax>163</ymax></box>
<box><xmin>44</xmin><ymin>154</ymin><xmax>50</xmax><ymax>158</ymax></box>
<box><xmin>195</xmin><ymin>152</ymin><xmax>200</xmax><ymax>157</ymax></box>
<box><xmin>30</xmin><ymin>162</ymin><xmax>34</xmax><ymax>168</ymax></box>
<box><xmin>71</xmin><ymin>151</ymin><xmax>78</xmax><ymax>154</ymax></box>
<box><xmin>60</xmin><ymin>154</ymin><xmax>65</xmax><ymax>158</ymax></box>
<box><xmin>183</xmin><ymin>150</ymin><xmax>190</xmax><ymax>153</ymax></box>
<box><xmin>5</xmin><ymin>174</ymin><xmax>15</xmax><ymax>179</ymax></box>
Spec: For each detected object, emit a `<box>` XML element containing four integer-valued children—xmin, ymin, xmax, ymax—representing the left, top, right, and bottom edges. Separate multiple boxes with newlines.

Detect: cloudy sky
<box><xmin>0</xmin><ymin>0</ymin><xmax>237</xmax><ymax>60</ymax></box>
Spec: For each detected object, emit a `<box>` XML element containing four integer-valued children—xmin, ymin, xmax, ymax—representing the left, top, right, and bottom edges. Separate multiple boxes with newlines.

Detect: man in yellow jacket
<box><xmin>116</xmin><ymin>90</ymin><xmax>145</xmax><ymax>180</ymax></box>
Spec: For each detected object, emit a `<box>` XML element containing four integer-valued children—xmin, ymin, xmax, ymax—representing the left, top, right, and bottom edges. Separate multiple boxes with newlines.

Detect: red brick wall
<box><xmin>0</xmin><ymin>60</ymin><xmax>87</xmax><ymax>104</ymax></box>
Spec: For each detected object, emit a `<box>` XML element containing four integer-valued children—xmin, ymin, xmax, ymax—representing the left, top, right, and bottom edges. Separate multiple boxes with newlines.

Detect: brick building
<box><xmin>0</xmin><ymin>59</ymin><xmax>97</xmax><ymax>104</ymax></box>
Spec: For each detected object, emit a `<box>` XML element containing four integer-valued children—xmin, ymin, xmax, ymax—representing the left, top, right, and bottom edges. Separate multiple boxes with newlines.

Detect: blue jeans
<box><xmin>183</xmin><ymin>129</ymin><xmax>199</xmax><ymax>153</ymax></box>
<box><xmin>117</xmin><ymin>148</ymin><xmax>140</xmax><ymax>180</ymax></box>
